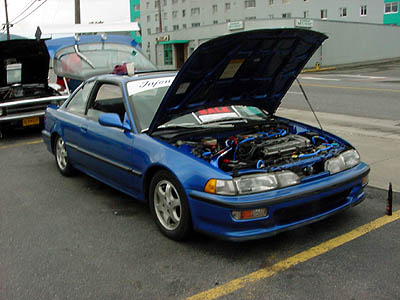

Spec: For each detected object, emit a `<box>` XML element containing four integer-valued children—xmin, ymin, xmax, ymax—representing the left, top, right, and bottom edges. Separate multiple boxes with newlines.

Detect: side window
<box><xmin>65</xmin><ymin>81</ymin><xmax>94</xmax><ymax>114</ymax></box>
<box><xmin>87</xmin><ymin>83</ymin><xmax>126</xmax><ymax>122</ymax></box>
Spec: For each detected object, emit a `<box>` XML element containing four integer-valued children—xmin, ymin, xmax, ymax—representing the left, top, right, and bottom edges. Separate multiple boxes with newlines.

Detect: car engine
<box><xmin>172</xmin><ymin>122</ymin><xmax>349</xmax><ymax>177</ymax></box>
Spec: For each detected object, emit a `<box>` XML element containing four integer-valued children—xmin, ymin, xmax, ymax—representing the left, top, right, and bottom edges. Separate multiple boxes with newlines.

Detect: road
<box><xmin>1</xmin><ymin>63</ymin><xmax>400</xmax><ymax>300</ymax></box>
<box><xmin>283</xmin><ymin>61</ymin><xmax>400</xmax><ymax>120</ymax></box>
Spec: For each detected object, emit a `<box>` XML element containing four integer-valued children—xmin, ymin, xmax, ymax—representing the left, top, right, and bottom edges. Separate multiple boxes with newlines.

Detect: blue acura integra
<box><xmin>42</xmin><ymin>29</ymin><xmax>370</xmax><ymax>241</ymax></box>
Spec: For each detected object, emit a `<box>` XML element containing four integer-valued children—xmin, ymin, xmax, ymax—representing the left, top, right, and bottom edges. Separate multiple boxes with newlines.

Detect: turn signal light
<box><xmin>232</xmin><ymin>208</ymin><xmax>268</xmax><ymax>220</ymax></box>
<box><xmin>204</xmin><ymin>179</ymin><xmax>217</xmax><ymax>194</ymax></box>
<box><xmin>362</xmin><ymin>175</ymin><xmax>369</xmax><ymax>186</ymax></box>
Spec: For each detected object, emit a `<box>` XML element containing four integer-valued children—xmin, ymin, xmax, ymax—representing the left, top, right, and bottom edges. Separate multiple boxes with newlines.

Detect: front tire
<box><xmin>54</xmin><ymin>135</ymin><xmax>74</xmax><ymax>176</ymax></box>
<box><xmin>149</xmin><ymin>170</ymin><xmax>192</xmax><ymax>241</ymax></box>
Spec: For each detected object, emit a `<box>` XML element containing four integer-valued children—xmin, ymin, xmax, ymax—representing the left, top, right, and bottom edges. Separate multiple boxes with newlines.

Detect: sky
<box><xmin>0</xmin><ymin>0</ymin><xmax>131</xmax><ymax>38</ymax></box>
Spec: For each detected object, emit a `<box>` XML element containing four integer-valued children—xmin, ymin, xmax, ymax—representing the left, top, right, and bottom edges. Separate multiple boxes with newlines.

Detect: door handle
<box><xmin>80</xmin><ymin>126</ymin><xmax>88</xmax><ymax>133</ymax></box>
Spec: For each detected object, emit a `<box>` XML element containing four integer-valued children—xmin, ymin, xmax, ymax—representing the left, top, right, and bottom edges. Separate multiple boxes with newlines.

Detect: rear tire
<box><xmin>54</xmin><ymin>135</ymin><xmax>74</xmax><ymax>176</ymax></box>
<box><xmin>149</xmin><ymin>170</ymin><xmax>192</xmax><ymax>241</ymax></box>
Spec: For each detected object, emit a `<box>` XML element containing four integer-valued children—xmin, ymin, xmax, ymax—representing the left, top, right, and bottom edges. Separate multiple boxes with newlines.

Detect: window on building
<box><xmin>212</xmin><ymin>4</ymin><xmax>218</xmax><ymax>14</ymax></box>
<box><xmin>156</xmin><ymin>27</ymin><xmax>160</xmax><ymax>33</ymax></box>
<box><xmin>164</xmin><ymin>26</ymin><xmax>168</xmax><ymax>31</ymax></box>
<box><xmin>147</xmin><ymin>15</ymin><xmax>151</xmax><ymax>22</ymax></box>
<box><xmin>321</xmin><ymin>9</ymin><xmax>328</xmax><ymax>19</ymax></box>
<box><xmin>339</xmin><ymin>7</ymin><xmax>347</xmax><ymax>17</ymax></box>
<box><xmin>172</xmin><ymin>11</ymin><xmax>178</xmax><ymax>18</ymax></box>
<box><xmin>385</xmin><ymin>2</ymin><xmax>398</xmax><ymax>14</ymax></box>
<box><xmin>147</xmin><ymin>28</ymin><xmax>151</xmax><ymax>35</ymax></box>
<box><xmin>269</xmin><ymin>14</ymin><xmax>274</xmax><ymax>18</ymax></box>
<box><xmin>154</xmin><ymin>1</ymin><xmax>158</xmax><ymax>8</ymax></box>
<box><xmin>225</xmin><ymin>3</ymin><xmax>231</xmax><ymax>11</ymax></box>
<box><xmin>163</xmin><ymin>0</ymin><xmax>167</xmax><ymax>6</ymax></box>
<box><xmin>245</xmin><ymin>16</ymin><xmax>256</xmax><ymax>20</ymax></box>
<box><xmin>213</xmin><ymin>20</ymin><xmax>218</xmax><ymax>24</ymax></box>
<box><xmin>244</xmin><ymin>0</ymin><xmax>256</xmax><ymax>8</ymax></box>
<box><xmin>192</xmin><ymin>22</ymin><xmax>200</xmax><ymax>27</ymax></box>
<box><xmin>191</xmin><ymin>7</ymin><xmax>200</xmax><ymax>16</ymax></box>
<box><xmin>146</xmin><ymin>2</ymin><xmax>150</xmax><ymax>9</ymax></box>
<box><xmin>360</xmin><ymin>5</ymin><xmax>367</xmax><ymax>16</ymax></box>
<box><xmin>282</xmin><ymin>0</ymin><xmax>290</xmax><ymax>4</ymax></box>
<box><xmin>182</xmin><ymin>9</ymin><xmax>186</xmax><ymax>17</ymax></box>
<box><xmin>134</xmin><ymin>4</ymin><xmax>140</xmax><ymax>10</ymax></box>
<box><xmin>173</xmin><ymin>25</ymin><xmax>179</xmax><ymax>30</ymax></box>
<box><xmin>164</xmin><ymin>44</ymin><xmax>172</xmax><ymax>65</ymax></box>
<box><xmin>172</xmin><ymin>0</ymin><xmax>178</xmax><ymax>4</ymax></box>
<box><xmin>155</xmin><ymin>13</ymin><xmax>158</xmax><ymax>21</ymax></box>
<box><xmin>303</xmin><ymin>10</ymin><xmax>309</xmax><ymax>18</ymax></box>
<box><xmin>269</xmin><ymin>0</ymin><xmax>274</xmax><ymax>5</ymax></box>
<box><xmin>183</xmin><ymin>24</ymin><xmax>187</xmax><ymax>29</ymax></box>
<box><xmin>164</xmin><ymin>12</ymin><xmax>168</xmax><ymax>20</ymax></box>
<box><xmin>282</xmin><ymin>12</ymin><xmax>291</xmax><ymax>18</ymax></box>
<box><xmin>226</xmin><ymin>19</ymin><xmax>231</xmax><ymax>22</ymax></box>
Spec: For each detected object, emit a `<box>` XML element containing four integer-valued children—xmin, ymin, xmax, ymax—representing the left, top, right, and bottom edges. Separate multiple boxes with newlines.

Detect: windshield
<box><xmin>127</xmin><ymin>78</ymin><xmax>268</xmax><ymax>132</ymax></box>
<box><xmin>54</xmin><ymin>42</ymin><xmax>157</xmax><ymax>80</ymax></box>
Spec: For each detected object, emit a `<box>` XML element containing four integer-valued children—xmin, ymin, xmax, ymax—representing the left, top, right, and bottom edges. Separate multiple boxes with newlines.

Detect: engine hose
<box><xmin>202</xmin><ymin>151</ymin><xmax>211</xmax><ymax>157</ymax></box>
<box><xmin>299</xmin><ymin>143</ymin><xmax>333</xmax><ymax>158</ymax></box>
<box><xmin>256</xmin><ymin>160</ymin><xmax>265</xmax><ymax>169</ymax></box>
<box><xmin>312</xmin><ymin>135</ymin><xmax>329</xmax><ymax>145</ymax></box>
<box><xmin>211</xmin><ymin>147</ymin><xmax>232</xmax><ymax>168</ymax></box>
<box><xmin>257</xmin><ymin>128</ymin><xmax>287</xmax><ymax>139</ymax></box>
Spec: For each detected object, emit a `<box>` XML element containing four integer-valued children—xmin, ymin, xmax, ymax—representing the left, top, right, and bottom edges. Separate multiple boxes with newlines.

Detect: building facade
<box><xmin>130</xmin><ymin>0</ymin><xmax>142</xmax><ymax>43</ymax></box>
<box><xmin>138</xmin><ymin>0</ymin><xmax>400</xmax><ymax>68</ymax></box>
<box><xmin>384</xmin><ymin>0</ymin><xmax>400</xmax><ymax>25</ymax></box>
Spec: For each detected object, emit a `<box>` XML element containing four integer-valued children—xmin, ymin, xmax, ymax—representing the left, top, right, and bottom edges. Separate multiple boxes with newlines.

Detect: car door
<box><xmin>80</xmin><ymin>81</ymin><xmax>139</xmax><ymax>196</ymax></box>
<box><xmin>61</xmin><ymin>80</ymin><xmax>95</xmax><ymax>166</ymax></box>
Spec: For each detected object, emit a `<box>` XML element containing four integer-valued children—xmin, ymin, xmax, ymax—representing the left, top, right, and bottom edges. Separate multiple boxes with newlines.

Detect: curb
<box><xmin>301</xmin><ymin>66</ymin><xmax>337</xmax><ymax>73</ymax></box>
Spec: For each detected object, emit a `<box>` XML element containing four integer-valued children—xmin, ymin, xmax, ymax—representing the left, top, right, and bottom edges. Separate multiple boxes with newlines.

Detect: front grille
<box><xmin>274</xmin><ymin>189</ymin><xmax>350</xmax><ymax>225</ymax></box>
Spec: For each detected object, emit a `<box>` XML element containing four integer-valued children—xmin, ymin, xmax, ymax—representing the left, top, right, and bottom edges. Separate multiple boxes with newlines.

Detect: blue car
<box><xmin>42</xmin><ymin>29</ymin><xmax>370</xmax><ymax>241</ymax></box>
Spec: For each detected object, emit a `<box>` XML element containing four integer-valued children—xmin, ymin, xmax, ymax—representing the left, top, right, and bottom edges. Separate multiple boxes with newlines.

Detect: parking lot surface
<box><xmin>1</xmin><ymin>62</ymin><xmax>400</xmax><ymax>299</ymax></box>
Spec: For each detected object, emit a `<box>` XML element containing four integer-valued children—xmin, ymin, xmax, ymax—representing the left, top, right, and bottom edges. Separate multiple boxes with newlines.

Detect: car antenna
<box><xmin>295</xmin><ymin>78</ymin><xmax>323</xmax><ymax>131</ymax></box>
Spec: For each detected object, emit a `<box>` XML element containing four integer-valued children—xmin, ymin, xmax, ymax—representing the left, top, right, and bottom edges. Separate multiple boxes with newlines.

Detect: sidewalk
<box><xmin>277</xmin><ymin>108</ymin><xmax>400</xmax><ymax>192</ymax></box>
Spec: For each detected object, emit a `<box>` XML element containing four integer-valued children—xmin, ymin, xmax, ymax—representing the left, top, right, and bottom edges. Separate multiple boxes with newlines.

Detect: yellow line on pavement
<box><xmin>0</xmin><ymin>139</ymin><xmax>43</xmax><ymax>150</ymax></box>
<box><xmin>302</xmin><ymin>83</ymin><xmax>400</xmax><ymax>93</ymax></box>
<box><xmin>187</xmin><ymin>210</ymin><xmax>400</xmax><ymax>300</ymax></box>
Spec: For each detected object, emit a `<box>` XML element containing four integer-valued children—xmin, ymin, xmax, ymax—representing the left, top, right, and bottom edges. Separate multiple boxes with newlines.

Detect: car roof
<box><xmin>93</xmin><ymin>71</ymin><xmax>177</xmax><ymax>85</ymax></box>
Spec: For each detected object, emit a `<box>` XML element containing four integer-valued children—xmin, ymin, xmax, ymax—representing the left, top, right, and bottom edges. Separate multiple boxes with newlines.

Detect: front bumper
<box><xmin>187</xmin><ymin>162</ymin><xmax>370</xmax><ymax>241</ymax></box>
<box><xmin>0</xmin><ymin>96</ymin><xmax>67</xmax><ymax>126</ymax></box>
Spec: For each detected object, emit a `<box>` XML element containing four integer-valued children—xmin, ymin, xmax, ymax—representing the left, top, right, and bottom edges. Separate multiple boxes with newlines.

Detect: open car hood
<box><xmin>0</xmin><ymin>39</ymin><xmax>50</xmax><ymax>87</ymax></box>
<box><xmin>148</xmin><ymin>28</ymin><xmax>327</xmax><ymax>134</ymax></box>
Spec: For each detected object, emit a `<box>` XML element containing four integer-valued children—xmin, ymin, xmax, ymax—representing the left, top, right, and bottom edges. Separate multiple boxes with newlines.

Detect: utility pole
<box><xmin>75</xmin><ymin>0</ymin><xmax>81</xmax><ymax>24</ymax></box>
<box><xmin>157</xmin><ymin>0</ymin><xmax>162</xmax><ymax>32</ymax></box>
<box><xmin>3</xmin><ymin>0</ymin><xmax>10</xmax><ymax>40</ymax></box>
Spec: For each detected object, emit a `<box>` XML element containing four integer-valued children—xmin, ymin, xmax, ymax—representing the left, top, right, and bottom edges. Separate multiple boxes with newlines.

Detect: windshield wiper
<box><xmin>142</xmin><ymin>123</ymin><xmax>202</xmax><ymax>133</ymax></box>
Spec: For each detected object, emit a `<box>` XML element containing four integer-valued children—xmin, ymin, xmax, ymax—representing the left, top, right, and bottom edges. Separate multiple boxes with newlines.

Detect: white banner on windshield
<box><xmin>127</xmin><ymin>77</ymin><xmax>175</xmax><ymax>96</ymax></box>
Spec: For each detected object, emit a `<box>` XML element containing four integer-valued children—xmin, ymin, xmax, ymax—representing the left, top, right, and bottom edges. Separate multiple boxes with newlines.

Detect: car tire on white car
<box><xmin>54</xmin><ymin>135</ymin><xmax>74</xmax><ymax>176</ymax></box>
<box><xmin>149</xmin><ymin>170</ymin><xmax>192</xmax><ymax>241</ymax></box>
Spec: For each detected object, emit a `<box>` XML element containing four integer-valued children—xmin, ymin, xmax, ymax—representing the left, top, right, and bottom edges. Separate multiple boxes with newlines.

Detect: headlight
<box><xmin>324</xmin><ymin>150</ymin><xmax>360</xmax><ymax>174</ymax></box>
<box><xmin>204</xmin><ymin>171</ymin><xmax>300</xmax><ymax>195</ymax></box>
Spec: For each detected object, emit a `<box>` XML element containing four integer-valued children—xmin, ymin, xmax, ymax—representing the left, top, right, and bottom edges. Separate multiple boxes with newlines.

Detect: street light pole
<box><xmin>4</xmin><ymin>0</ymin><xmax>10</xmax><ymax>40</ymax></box>
<box><xmin>75</xmin><ymin>0</ymin><xmax>81</xmax><ymax>24</ymax></box>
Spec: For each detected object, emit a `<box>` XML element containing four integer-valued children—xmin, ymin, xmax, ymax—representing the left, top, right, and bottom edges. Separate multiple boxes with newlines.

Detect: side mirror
<box><xmin>98</xmin><ymin>113</ymin><xmax>131</xmax><ymax>131</ymax></box>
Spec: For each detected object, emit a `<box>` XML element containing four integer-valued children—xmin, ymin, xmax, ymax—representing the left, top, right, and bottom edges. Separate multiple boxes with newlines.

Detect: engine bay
<box><xmin>0</xmin><ymin>84</ymin><xmax>59</xmax><ymax>103</ymax></box>
<box><xmin>170</xmin><ymin>120</ymin><xmax>350</xmax><ymax>177</ymax></box>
